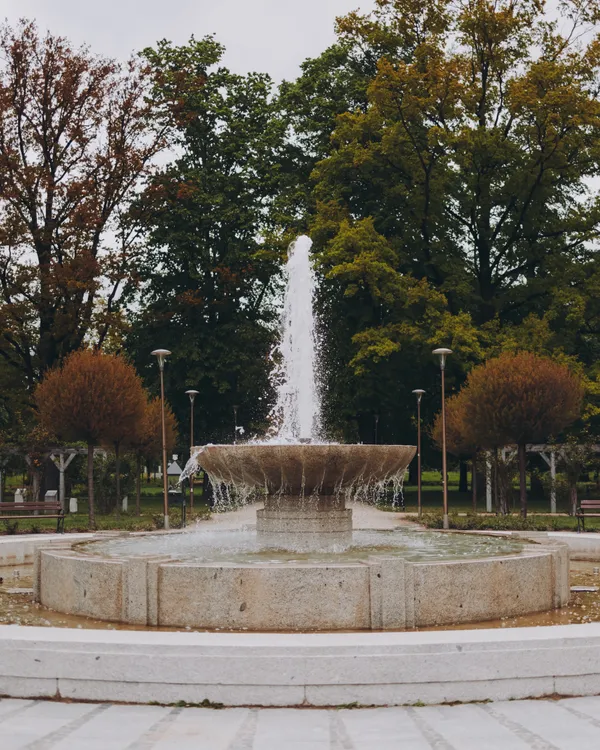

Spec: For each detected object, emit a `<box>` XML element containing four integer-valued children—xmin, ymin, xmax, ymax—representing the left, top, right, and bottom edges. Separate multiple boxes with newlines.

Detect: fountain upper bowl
<box><xmin>195</xmin><ymin>443</ymin><xmax>416</xmax><ymax>495</ymax></box>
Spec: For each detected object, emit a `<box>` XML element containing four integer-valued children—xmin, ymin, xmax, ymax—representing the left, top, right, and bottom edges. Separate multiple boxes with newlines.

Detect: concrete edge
<box><xmin>2</xmin><ymin>623</ymin><xmax>600</xmax><ymax>706</ymax></box>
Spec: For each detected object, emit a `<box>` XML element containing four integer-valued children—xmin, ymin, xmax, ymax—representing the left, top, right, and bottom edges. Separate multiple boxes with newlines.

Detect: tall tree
<box><xmin>127</xmin><ymin>37</ymin><xmax>286</xmax><ymax>442</ymax></box>
<box><xmin>297</xmin><ymin>0</ymin><xmax>600</xmax><ymax>434</ymax></box>
<box><xmin>0</xmin><ymin>21</ymin><xmax>165</xmax><ymax>386</ymax></box>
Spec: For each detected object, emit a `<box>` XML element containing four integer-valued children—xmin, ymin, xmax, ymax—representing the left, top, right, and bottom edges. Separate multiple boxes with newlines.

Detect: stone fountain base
<box><xmin>256</xmin><ymin>495</ymin><xmax>352</xmax><ymax>535</ymax></box>
<box><xmin>34</xmin><ymin>535</ymin><xmax>570</xmax><ymax>632</ymax></box>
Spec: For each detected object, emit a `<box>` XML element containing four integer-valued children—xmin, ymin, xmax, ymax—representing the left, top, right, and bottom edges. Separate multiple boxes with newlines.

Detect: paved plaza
<box><xmin>3</xmin><ymin>696</ymin><xmax>600</xmax><ymax>749</ymax></box>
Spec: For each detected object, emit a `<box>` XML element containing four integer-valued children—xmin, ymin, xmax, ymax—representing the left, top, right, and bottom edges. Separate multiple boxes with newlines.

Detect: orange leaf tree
<box><xmin>35</xmin><ymin>349</ymin><xmax>147</xmax><ymax>527</ymax></box>
<box><xmin>462</xmin><ymin>352</ymin><xmax>583</xmax><ymax>517</ymax></box>
<box><xmin>432</xmin><ymin>390</ymin><xmax>480</xmax><ymax>511</ymax></box>
<box><xmin>129</xmin><ymin>396</ymin><xmax>178</xmax><ymax>516</ymax></box>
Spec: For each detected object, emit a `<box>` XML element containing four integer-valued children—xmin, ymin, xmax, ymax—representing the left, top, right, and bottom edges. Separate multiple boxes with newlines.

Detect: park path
<box><xmin>202</xmin><ymin>501</ymin><xmax>410</xmax><ymax>531</ymax></box>
<box><xmin>2</xmin><ymin>696</ymin><xmax>600</xmax><ymax>749</ymax></box>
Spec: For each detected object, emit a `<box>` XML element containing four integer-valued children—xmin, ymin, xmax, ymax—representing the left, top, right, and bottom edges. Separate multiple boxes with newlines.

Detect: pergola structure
<box><xmin>484</xmin><ymin>443</ymin><xmax>600</xmax><ymax>513</ymax></box>
<box><xmin>0</xmin><ymin>446</ymin><xmax>107</xmax><ymax>510</ymax></box>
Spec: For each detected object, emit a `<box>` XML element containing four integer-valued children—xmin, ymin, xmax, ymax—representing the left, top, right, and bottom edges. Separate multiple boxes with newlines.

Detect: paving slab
<box><xmin>1</xmin><ymin>697</ymin><xmax>600</xmax><ymax>749</ymax></box>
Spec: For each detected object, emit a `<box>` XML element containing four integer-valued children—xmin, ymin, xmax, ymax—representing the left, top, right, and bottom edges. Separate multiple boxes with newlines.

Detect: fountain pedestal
<box><xmin>256</xmin><ymin>495</ymin><xmax>352</xmax><ymax>535</ymax></box>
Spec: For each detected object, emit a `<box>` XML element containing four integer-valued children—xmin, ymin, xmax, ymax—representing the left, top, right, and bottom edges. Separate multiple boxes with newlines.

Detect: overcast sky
<box><xmin>1</xmin><ymin>0</ymin><xmax>375</xmax><ymax>81</ymax></box>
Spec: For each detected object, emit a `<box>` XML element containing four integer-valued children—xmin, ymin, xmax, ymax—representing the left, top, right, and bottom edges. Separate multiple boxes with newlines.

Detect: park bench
<box><xmin>576</xmin><ymin>499</ymin><xmax>600</xmax><ymax>532</ymax></box>
<box><xmin>0</xmin><ymin>500</ymin><xmax>64</xmax><ymax>532</ymax></box>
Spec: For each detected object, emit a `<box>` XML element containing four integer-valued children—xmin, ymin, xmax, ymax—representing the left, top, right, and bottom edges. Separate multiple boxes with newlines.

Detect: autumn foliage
<box><xmin>451</xmin><ymin>352</ymin><xmax>583</xmax><ymax>516</ymax></box>
<box><xmin>130</xmin><ymin>396</ymin><xmax>178</xmax><ymax>515</ymax></box>
<box><xmin>35</xmin><ymin>350</ymin><xmax>148</xmax><ymax>527</ymax></box>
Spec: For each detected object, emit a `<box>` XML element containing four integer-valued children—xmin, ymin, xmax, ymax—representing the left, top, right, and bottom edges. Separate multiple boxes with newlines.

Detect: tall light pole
<box><xmin>233</xmin><ymin>405</ymin><xmax>239</xmax><ymax>444</ymax></box>
<box><xmin>185</xmin><ymin>389</ymin><xmax>199</xmax><ymax>510</ymax></box>
<box><xmin>412</xmin><ymin>389</ymin><xmax>426</xmax><ymax>518</ymax></box>
<box><xmin>151</xmin><ymin>349</ymin><xmax>171</xmax><ymax>530</ymax></box>
<box><xmin>432</xmin><ymin>348</ymin><xmax>452</xmax><ymax>530</ymax></box>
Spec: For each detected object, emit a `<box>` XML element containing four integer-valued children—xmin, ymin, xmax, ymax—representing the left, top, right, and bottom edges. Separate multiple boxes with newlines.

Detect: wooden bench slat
<box><xmin>0</xmin><ymin>514</ymin><xmax>63</xmax><ymax>519</ymax></box>
<box><xmin>0</xmin><ymin>500</ymin><xmax>65</xmax><ymax>532</ymax></box>
<box><xmin>0</xmin><ymin>504</ymin><xmax>62</xmax><ymax>510</ymax></box>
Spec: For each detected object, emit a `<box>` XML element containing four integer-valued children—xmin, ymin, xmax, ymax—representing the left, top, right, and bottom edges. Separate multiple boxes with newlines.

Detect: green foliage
<box><xmin>420</xmin><ymin>511</ymin><xmax>589</xmax><ymax>532</ymax></box>
<box><xmin>127</xmin><ymin>36</ymin><xmax>288</xmax><ymax>444</ymax></box>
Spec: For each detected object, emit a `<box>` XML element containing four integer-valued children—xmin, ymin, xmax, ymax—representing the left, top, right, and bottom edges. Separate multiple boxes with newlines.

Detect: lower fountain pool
<box><xmin>34</xmin><ymin>527</ymin><xmax>569</xmax><ymax>631</ymax></box>
<box><xmin>85</xmin><ymin>527</ymin><xmax>526</xmax><ymax>565</ymax></box>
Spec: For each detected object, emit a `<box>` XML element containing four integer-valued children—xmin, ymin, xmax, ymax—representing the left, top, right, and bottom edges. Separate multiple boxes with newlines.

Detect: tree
<box><xmin>0</xmin><ymin>21</ymin><xmax>165</xmax><ymax>386</ymax></box>
<box><xmin>297</xmin><ymin>0</ymin><xmax>600</xmax><ymax>433</ymax></box>
<box><xmin>126</xmin><ymin>37</ymin><xmax>285</xmax><ymax>443</ymax></box>
<box><xmin>461</xmin><ymin>352</ymin><xmax>583</xmax><ymax>516</ymax></box>
<box><xmin>432</xmin><ymin>390</ymin><xmax>480</xmax><ymax>511</ymax></box>
<box><xmin>101</xmin><ymin>365</ymin><xmax>146</xmax><ymax>516</ymax></box>
<box><xmin>35</xmin><ymin>349</ymin><xmax>147</xmax><ymax>527</ymax></box>
<box><xmin>130</xmin><ymin>396</ymin><xmax>177</xmax><ymax>516</ymax></box>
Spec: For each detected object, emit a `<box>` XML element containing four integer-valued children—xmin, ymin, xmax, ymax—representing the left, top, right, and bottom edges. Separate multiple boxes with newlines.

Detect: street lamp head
<box><xmin>412</xmin><ymin>388</ymin><xmax>426</xmax><ymax>403</ymax></box>
<box><xmin>151</xmin><ymin>349</ymin><xmax>171</xmax><ymax>371</ymax></box>
<box><xmin>432</xmin><ymin>347</ymin><xmax>453</xmax><ymax>371</ymax></box>
<box><xmin>185</xmin><ymin>389</ymin><xmax>200</xmax><ymax>403</ymax></box>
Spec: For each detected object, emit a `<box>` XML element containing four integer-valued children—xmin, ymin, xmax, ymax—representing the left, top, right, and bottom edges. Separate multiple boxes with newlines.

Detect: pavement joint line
<box><xmin>478</xmin><ymin>703</ymin><xmax>561</xmax><ymax>750</ymax></box>
<box><xmin>0</xmin><ymin>699</ymin><xmax>38</xmax><ymax>723</ymax></box>
<box><xmin>329</xmin><ymin>710</ymin><xmax>356</xmax><ymax>750</ymax></box>
<box><xmin>556</xmin><ymin>701</ymin><xmax>600</xmax><ymax>729</ymax></box>
<box><xmin>226</xmin><ymin>707</ymin><xmax>258</xmax><ymax>750</ymax></box>
<box><xmin>23</xmin><ymin>702</ymin><xmax>110</xmax><ymax>750</ymax></box>
<box><xmin>405</xmin><ymin>706</ymin><xmax>457</xmax><ymax>750</ymax></box>
<box><xmin>125</xmin><ymin>706</ymin><xmax>183</xmax><ymax>750</ymax></box>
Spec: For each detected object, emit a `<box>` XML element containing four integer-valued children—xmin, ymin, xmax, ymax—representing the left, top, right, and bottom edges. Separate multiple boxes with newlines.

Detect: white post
<box><xmin>69</xmin><ymin>497</ymin><xmax>78</xmax><ymax>514</ymax></box>
<box><xmin>540</xmin><ymin>449</ymin><xmax>558</xmax><ymax>515</ymax></box>
<box><xmin>486</xmin><ymin>452</ymin><xmax>492</xmax><ymax>513</ymax></box>
<box><xmin>550</xmin><ymin>451</ymin><xmax>556</xmax><ymax>514</ymax></box>
<box><xmin>50</xmin><ymin>452</ymin><xmax>77</xmax><ymax>513</ymax></box>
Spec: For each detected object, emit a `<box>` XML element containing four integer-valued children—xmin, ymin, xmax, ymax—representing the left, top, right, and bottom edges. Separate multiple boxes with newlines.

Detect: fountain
<box><xmin>193</xmin><ymin>235</ymin><xmax>415</xmax><ymax>541</ymax></box>
<box><xmin>33</xmin><ymin>236</ymin><xmax>570</xmax><ymax>632</ymax></box>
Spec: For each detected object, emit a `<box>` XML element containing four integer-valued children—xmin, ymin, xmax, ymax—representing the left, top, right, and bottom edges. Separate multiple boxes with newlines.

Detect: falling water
<box><xmin>270</xmin><ymin>235</ymin><xmax>321</xmax><ymax>442</ymax></box>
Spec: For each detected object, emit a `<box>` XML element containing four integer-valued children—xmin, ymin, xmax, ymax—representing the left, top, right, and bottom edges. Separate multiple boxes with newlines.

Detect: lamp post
<box><xmin>412</xmin><ymin>389</ymin><xmax>426</xmax><ymax>518</ymax></box>
<box><xmin>233</xmin><ymin>405</ymin><xmax>239</xmax><ymax>444</ymax></box>
<box><xmin>151</xmin><ymin>349</ymin><xmax>171</xmax><ymax>530</ymax></box>
<box><xmin>432</xmin><ymin>348</ymin><xmax>452</xmax><ymax>530</ymax></box>
<box><xmin>185</xmin><ymin>389</ymin><xmax>199</xmax><ymax>510</ymax></box>
<box><xmin>374</xmin><ymin>413</ymin><xmax>379</xmax><ymax>445</ymax></box>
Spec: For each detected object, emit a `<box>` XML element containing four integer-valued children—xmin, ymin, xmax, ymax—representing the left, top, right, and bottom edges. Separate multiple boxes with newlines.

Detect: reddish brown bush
<box><xmin>35</xmin><ymin>349</ymin><xmax>147</xmax><ymax>527</ymax></box>
<box><xmin>462</xmin><ymin>352</ymin><xmax>583</xmax><ymax>516</ymax></box>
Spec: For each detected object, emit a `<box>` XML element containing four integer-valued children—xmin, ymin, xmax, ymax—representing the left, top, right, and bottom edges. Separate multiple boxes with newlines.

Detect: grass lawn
<box><xmin>0</xmin><ymin>485</ymin><xmax>212</xmax><ymax>535</ymax></box>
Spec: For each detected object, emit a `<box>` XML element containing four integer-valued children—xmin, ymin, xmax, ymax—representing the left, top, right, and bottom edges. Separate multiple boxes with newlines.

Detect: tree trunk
<box><xmin>87</xmin><ymin>443</ymin><xmax>95</xmax><ymax>529</ymax></box>
<box><xmin>471</xmin><ymin>454</ymin><xmax>477</xmax><ymax>514</ymax></box>
<box><xmin>570</xmin><ymin>482</ymin><xmax>578</xmax><ymax>517</ymax></box>
<box><xmin>459</xmin><ymin>460</ymin><xmax>468</xmax><ymax>492</ymax></box>
<box><xmin>114</xmin><ymin>443</ymin><xmax>121</xmax><ymax>519</ymax></box>
<box><xmin>518</xmin><ymin>442</ymin><xmax>527</xmax><ymax>518</ymax></box>
<box><xmin>136</xmin><ymin>453</ymin><xmax>142</xmax><ymax>517</ymax></box>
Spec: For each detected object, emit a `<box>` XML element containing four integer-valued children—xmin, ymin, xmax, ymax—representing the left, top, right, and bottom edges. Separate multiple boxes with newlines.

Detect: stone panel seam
<box><xmin>329</xmin><ymin>710</ymin><xmax>356</xmax><ymax>750</ymax></box>
<box><xmin>23</xmin><ymin>701</ymin><xmax>110</xmax><ymax>749</ymax></box>
<box><xmin>226</xmin><ymin>707</ymin><xmax>258</xmax><ymax>750</ymax></box>
<box><xmin>556</xmin><ymin>701</ymin><xmax>600</xmax><ymax>729</ymax></box>
<box><xmin>125</xmin><ymin>706</ymin><xmax>183</xmax><ymax>749</ymax></box>
<box><xmin>0</xmin><ymin>699</ymin><xmax>37</xmax><ymax>723</ymax></box>
<box><xmin>478</xmin><ymin>703</ymin><xmax>560</xmax><ymax>750</ymax></box>
<box><xmin>405</xmin><ymin>706</ymin><xmax>457</xmax><ymax>749</ymax></box>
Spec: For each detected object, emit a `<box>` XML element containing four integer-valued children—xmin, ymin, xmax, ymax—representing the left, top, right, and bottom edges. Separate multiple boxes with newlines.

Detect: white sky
<box><xmin>0</xmin><ymin>0</ymin><xmax>375</xmax><ymax>81</ymax></box>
